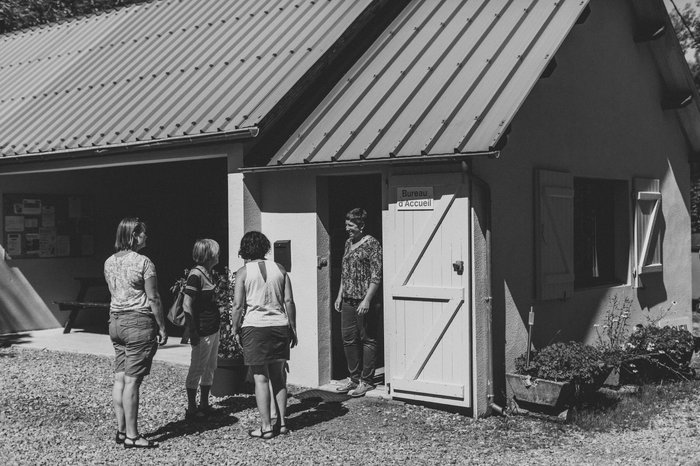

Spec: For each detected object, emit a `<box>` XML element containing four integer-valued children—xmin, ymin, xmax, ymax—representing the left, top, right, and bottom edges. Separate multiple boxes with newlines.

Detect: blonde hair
<box><xmin>192</xmin><ymin>238</ymin><xmax>220</xmax><ymax>265</ymax></box>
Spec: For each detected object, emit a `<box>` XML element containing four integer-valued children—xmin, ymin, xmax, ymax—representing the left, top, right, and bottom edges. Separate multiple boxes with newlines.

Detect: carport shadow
<box><xmin>0</xmin><ymin>332</ymin><xmax>30</xmax><ymax>353</ymax></box>
<box><xmin>144</xmin><ymin>395</ymin><xmax>258</xmax><ymax>442</ymax></box>
<box><xmin>285</xmin><ymin>389</ymin><xmax>350</xmax><ymax>432</ymax></box>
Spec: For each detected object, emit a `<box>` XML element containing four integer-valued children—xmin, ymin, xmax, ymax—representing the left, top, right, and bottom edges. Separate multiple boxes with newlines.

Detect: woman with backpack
<box><xmin>183</xmin><ymin>238</ymin><xmax>222</xmax><ymax>419</ymax></box>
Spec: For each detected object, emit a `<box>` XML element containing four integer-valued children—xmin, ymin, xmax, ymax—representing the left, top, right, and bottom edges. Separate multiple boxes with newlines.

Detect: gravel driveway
<box><xmin>2</xmin><ymin>346</ymin><xmax>700</xmax><ymax>465</ymax></box>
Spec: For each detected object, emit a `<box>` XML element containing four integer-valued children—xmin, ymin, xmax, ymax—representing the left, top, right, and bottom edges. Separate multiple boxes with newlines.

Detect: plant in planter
<box><xmin>210</xmin><ymin>267</ymin><xmax>253</xmax><ymax>396</ymax></box>
<box><xmin>508</xmin><ymin>341</ymin><xmax>612</xmax><ymax>411</ymax></box>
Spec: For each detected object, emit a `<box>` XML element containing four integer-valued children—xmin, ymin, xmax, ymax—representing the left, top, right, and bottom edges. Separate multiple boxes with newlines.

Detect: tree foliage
<box><xmin>669</xmin><ymin>1</ymin><xmax>700</xmax><ymax>86</ymax></box>
<box><xmin>0</xmin><ymin>0</ymin><xmax>147</xmax><ymax>34</ymax></box>
<box><xmin>669</xmin><ymin>3</ymin><xmax>700</xmax><ymax>233</ymax></box>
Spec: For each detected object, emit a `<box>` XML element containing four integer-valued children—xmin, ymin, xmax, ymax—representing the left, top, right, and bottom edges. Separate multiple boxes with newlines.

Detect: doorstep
<box><xmin>317</xmin><ymin>379</ymin><xmax>390</xmax><ymax>400</ymax></box>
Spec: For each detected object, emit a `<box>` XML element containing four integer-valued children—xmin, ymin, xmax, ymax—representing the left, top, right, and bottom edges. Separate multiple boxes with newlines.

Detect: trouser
<box><xmin>186</xmin><ymin>332</ymin><xmax>220</xmax><ymax>389</ymax></box>
<box><xmin>341</xmin><ymin>299</ymin><xmax>378</xmax><ymax>385</ymax></box>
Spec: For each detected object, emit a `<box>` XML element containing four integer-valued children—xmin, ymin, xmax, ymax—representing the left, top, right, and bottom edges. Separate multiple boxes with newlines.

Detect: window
<box><xmin>573</xmin><ymin>178</ymin><xmax>629</xmax><ymax>288</ymax></box>
<box><xmin>536</xmin><ymin>169</ymin><xmax>630</xmax><ymax>300</ymax></box>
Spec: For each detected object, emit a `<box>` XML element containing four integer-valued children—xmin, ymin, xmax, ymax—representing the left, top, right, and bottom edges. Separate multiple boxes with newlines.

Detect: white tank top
<box><xmin>241</xmin><ymin>260</ymin><xmax>289</xmax><ymax>328</ymax></box>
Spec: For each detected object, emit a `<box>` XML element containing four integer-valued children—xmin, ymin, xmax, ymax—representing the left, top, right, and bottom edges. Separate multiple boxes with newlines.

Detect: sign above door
<box><xmin>397</xmin><ymin>187</ymin><xmax>434</xmax><ymax>211</ymax></box>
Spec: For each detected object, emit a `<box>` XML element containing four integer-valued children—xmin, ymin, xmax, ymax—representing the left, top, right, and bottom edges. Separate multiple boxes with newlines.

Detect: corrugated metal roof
<box><xmin>0</xmin><ymin>0</ymin><xmax>374</xmax><ymax>157</ymax></box>
<box><xmin>271</xmin><ymin>0</ymin><xmax>590</xmax><ymax>165</ymax></box>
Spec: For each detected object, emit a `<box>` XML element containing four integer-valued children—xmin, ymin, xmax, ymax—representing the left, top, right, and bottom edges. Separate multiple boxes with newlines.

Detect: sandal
<box><xmin>115</xmin><ymin>431</ymin><xmax>126</xmax><ymax>445</ymax></box>
<box><xmin>123</xmin><ymin>434</ymin><xmax>158</xmax><ymax>449</ymax></box>
<box><xmin>248</xmin><ymin>427</ymin><xmax>275</xmax><ymax>440</ymax></box>
<box><xmin>278</xmin><ymin>425</ymin><xmax>291</xmax><ymax>435</ymax></box>
<box><xmin>274</xmin><ymin>419</ymin><xmax>291</xmax><ymax>435</ymax></box>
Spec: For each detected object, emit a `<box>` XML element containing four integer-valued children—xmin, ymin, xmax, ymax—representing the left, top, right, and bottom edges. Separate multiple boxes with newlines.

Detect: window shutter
<box><xmin>536</xmin><ymin>169</ymin><xmax>574</xmax><ymax>300</ymax></box>
<box><xmin>633</xmin><ymin>178</ymin><xmax>662</xmax><ymax>288</ymax></box>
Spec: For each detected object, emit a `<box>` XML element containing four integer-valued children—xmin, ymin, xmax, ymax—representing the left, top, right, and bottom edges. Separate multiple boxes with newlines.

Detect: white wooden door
<box><xmin>384</xmin><ymin>173</ymin><xmax>471</xmax><ymax>408</ymax></box>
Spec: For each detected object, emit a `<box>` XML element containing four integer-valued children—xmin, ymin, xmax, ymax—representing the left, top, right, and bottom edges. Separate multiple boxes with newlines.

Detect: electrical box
<box><xmin>274</xmin><ymin>240</ymin><xmax>291</xmax><ymax>272</ymax></box>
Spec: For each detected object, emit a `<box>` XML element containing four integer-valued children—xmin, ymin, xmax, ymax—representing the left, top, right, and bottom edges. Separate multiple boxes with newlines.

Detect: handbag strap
<box><xmin>189</xmin><ymin>265</ymin><xmax>213</xmax><ymax>284</ymax></box>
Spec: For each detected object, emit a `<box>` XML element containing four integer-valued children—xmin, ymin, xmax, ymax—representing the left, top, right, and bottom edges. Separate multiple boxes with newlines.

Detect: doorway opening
<box><xmin>328</xmin><ymin>174</ymin><xmax>384</xmax><ymax>384</ymax></box>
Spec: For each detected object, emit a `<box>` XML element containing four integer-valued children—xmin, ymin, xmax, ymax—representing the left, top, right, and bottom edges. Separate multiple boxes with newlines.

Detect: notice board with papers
<box><xmin>2</xmin><ymin>194</ymin><xmax>94</xmax><ymax>259</ymax></box>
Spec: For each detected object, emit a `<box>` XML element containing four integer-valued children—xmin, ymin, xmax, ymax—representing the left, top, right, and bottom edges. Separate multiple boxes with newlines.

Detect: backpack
<box><xmin>167</xmin><ymin>266</ymin><xmax>211</xmax><ymax>327</ymax></box>
<box><xmin>167</xmin><ymin>279</ymin><xmax>187</xmax><ymax>327</ymax></box>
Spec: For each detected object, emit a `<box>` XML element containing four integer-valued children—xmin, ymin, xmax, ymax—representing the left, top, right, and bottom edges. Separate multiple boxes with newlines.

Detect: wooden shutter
<box><xmin>633</xmin><ymin>178</ymin><xmax>662</xmax><ymax>288</ymax></box>
<box><xmin>535</xmin><ymin>169</ymin><xmax>574</xmax><ymax>300</ymax></box>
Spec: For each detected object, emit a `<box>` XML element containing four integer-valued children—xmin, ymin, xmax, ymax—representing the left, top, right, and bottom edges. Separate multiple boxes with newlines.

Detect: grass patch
<box><xmin>570</xmin><ymin>379</ymin><xmax>700</xmax><ymax>431</ymax></box>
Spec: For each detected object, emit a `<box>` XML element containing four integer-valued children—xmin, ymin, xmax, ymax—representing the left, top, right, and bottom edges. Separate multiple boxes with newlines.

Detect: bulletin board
<box><xmin>2</xmin><ymin>194</ymin><xmax>94</xmax><ymax>259</ymax></box>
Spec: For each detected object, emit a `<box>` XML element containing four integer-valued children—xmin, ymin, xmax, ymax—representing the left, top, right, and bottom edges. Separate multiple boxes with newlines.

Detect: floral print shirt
<box><xmin>341</xmin><ymin>235</ymin><xmax>382</xmax><ymax>300</ymax></box>
<box><xmin>104</xmin><ymin>250</ymin><xmax>156</xmax><ymax>313</ymax></box>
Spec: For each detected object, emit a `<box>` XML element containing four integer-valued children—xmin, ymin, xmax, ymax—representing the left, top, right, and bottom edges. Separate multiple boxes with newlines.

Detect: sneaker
<box><xmin>348</xmin><ymin>381</ymin><xmax>374</xmax><ymax>397</ymax></box>
<box><xmin>335</xmin><ymin>380</ymin><xmax>358</xmax><ymax>393</ymax></box>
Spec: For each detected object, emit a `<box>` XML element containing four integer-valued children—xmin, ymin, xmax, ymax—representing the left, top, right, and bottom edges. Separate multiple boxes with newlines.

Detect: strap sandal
<box><xmin>274</xmin><ymin>419</ymin><xmax>291</xmax><ymax>435</ymax></box>
<box><xmin>115</xmin><ymin>430</ymin><xmax>126</xmax><ymax>445</ymax></box>
<box><xmin>123</xmin><ymin>434</ymin><xmax>158</xmax><ymax>449</ymax></box>
<box><xmin>248</xmin><ymin>427</ymin><xmax>275</xmax><ymax>440</ymax></box>
<box><xmin>278</xmin><ymin>425</ymin><xmax>291</xmax><ymax>435</ymax></box>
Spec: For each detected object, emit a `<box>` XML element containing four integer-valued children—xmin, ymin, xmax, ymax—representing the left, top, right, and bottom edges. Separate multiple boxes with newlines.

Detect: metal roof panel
<box><xmin>270</xmin><ymin>0</ymin><xmax>591</xmax><ymax>165</ymax></box>
<box><xmin>0</xmin><ymin>0</ymin><xmax>374</xmax><ymax>157</ymax></box>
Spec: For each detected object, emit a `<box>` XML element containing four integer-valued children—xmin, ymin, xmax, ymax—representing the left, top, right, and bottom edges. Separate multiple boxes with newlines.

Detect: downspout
<box><xmin>467</xmin><ymin>162</ymin><xmax>504</xmax><ymax>416</ymax></box>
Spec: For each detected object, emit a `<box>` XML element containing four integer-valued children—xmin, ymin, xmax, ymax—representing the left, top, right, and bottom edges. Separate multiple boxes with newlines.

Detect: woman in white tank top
<box><xmin>231</xmin><ymin>231</ymin><xmax>297</xmax><ymax>440</ymax></box>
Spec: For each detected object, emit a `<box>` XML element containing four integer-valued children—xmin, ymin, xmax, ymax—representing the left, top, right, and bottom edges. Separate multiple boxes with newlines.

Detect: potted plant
<box><xmin>210</xmin><ymin>267</ymin><xmax>253</xmax><ymax>396</ymax></box>
<box><xmin>507</xmin><ymin>341</ymin><xmax>612</xmax><ymax>410</ymax></box>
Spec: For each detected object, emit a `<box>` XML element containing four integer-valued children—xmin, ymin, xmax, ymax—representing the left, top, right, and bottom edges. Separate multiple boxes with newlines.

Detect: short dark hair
<box><xmin>238</xmin><ymin>231</ymin><xmax>271</xmax><ymax>260</ymax></box>
<box><xmin>114</xmin><ymin>217</ymin><xmax>146</xmax><ymax>252</ymax></box>
<box><xmin>345</xmin><ymin>208</ymin><xmax>368</xmax><ymax>230</ymax></box>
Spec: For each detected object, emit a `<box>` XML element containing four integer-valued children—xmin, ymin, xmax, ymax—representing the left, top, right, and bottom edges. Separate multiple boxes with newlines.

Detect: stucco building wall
<box><xmin>472</xmin><ymin>0</ymin><xmax>692</xmax><ymax>376</ymax></box>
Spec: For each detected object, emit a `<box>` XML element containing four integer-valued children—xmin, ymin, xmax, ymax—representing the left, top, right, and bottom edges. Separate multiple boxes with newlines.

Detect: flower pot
<box><xmin>506</xmin><ymin>373</ymin><xmax>575</xmax><ymax>408</ymax></box>
<box><xmin>211</xmin><ymin>357</ymin><xmax>253</xmax><ymax>397</ymax></box>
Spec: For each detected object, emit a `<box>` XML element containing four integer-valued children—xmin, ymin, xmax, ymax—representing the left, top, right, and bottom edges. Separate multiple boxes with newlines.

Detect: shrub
<box><xmin>514</xmin><ymin>341</ymin><xmax>610</xmax><ymax>385</ymax></box>
<box><xmin>625</xmin><ymin>325</ymin><xmax>695</xmax><ymax>380</ymax></box>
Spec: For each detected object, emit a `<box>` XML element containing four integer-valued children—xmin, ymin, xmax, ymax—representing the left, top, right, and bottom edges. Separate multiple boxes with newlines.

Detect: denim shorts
<box><xmin>109</xmin><ymin>311</ymin><xmax>158</xmax><ymax>378</ymax></box>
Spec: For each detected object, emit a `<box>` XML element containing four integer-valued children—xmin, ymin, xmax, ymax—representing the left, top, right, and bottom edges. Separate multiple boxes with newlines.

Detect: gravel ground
<box><xmin>2</xmin><ymin>346</ymin><xmax>700</xmax><ymax>465</ymax></box>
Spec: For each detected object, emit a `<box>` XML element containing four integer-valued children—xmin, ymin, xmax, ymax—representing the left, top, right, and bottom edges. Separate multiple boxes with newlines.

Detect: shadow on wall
<box><xmin>0</xmin><ymin>248</ymin><xmax>59</xmax><ymax>333</ymax></box>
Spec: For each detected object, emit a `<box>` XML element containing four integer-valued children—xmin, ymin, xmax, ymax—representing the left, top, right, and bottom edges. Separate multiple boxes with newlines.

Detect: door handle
<box><xmin>317</xmin><ymin>256</ymin><xmax>328</xmax><ymax>269</ymax></box>
<box><xmin>452</xmin><ymin>260</ymin><xmax>464</xmax><ymax>275</ymax></box>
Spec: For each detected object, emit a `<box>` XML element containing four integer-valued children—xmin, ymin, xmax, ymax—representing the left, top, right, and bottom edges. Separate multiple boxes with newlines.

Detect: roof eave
<box><xmin>0</xmin><ymin>128</ymin><xmax>258</xmax><ymax>167</ymax></box>
<box><xmin>240</xmin><ymin>150</ymin><xmax>499</xmax><ymax>173</ymax></box>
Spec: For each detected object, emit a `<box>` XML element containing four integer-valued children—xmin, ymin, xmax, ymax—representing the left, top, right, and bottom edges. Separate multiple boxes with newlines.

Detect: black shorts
<box><xmin>241</xmin><ymin>325</ymin><xmax>290</xmax><ymax>366</ymax></box>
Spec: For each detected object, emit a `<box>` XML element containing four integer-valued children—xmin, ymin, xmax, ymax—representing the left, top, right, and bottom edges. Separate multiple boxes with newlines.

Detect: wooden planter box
<box><xmin>506</xmin><ymin>373</ymin><xmax>575</xmax><ymax>408</ymax></box>
<box><xmin>211</xmin><ymin>357</ymin><xmax>253</xmax><ymax>397</ymax></box>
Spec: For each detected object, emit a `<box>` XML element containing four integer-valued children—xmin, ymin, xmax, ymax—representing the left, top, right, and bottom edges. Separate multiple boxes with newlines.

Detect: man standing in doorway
<box><xmin>334</xmin><ymin>208</ymin><xmax>382</xmax><ymax>397</ymax></box>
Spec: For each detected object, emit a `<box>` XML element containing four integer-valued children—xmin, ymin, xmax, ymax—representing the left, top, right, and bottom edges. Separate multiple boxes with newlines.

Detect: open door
<box><xmin>384</xmin><ymin>173</ymin><xmax>471</xmax><ymax>408</ymax></box>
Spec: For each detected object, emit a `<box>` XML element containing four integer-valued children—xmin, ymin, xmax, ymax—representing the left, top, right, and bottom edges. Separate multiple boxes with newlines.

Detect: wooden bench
<box><xmin>55</xmin><ymin>277</ymin><xmax>109</xmax><ymax>334</ymax></box>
